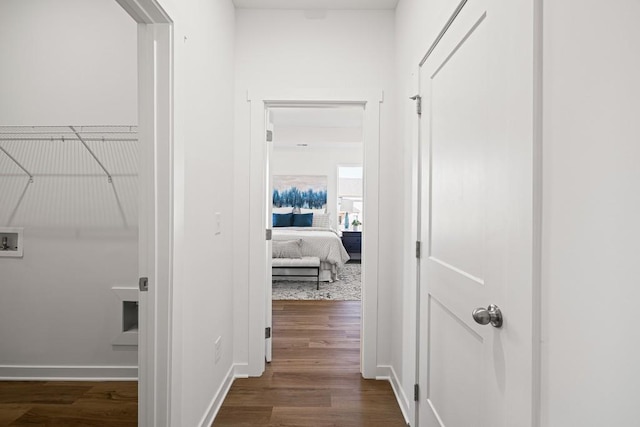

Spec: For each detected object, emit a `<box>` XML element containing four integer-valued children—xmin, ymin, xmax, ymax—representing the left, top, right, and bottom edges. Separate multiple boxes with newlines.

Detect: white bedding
<box><xmin>272</xmin><ymin>227</ymin><xmax>350</xmax><ymax>281</ymax></box>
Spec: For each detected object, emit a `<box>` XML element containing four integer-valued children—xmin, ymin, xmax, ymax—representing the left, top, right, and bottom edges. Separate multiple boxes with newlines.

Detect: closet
<box><xmin>0</xmin><ymin>125</ymin><xmax>140</xmax><ymax>378</ymax></box>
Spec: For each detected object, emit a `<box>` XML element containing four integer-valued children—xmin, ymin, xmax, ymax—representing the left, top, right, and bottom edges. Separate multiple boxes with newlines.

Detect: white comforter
<box><xmin>272</xmin><ymin>227</ymin><xmax>350</xmax><ymax>267</ymax></box>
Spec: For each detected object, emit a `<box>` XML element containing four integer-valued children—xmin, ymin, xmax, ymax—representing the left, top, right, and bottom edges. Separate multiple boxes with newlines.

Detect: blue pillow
<box><xmin>273</xmin><ymin>213</ymin><xmax>293</xmax><ymax>227</ymax></box>
<box><xmin>292</xmin><ymin>213</ymin><xmax>313</xmax><ymax>227</ymax></box>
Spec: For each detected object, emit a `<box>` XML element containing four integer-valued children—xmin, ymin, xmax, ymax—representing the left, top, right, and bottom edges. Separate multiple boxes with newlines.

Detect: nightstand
<box><xmin>341</xmin><ymin>230</ymin><xmax>361</xmax><ymax>261</ymax></box>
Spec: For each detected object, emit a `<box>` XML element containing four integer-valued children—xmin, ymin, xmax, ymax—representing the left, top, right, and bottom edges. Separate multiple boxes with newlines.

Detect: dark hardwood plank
<box><xmin>0</xmin><ymin>382</ymin><xmax>92</xmax><ymax>405</ymax></box>
<box><xmin>0</xmin><ymin>381</ymin><xmax>137</xmax><ymax>426</ymax></box>
<box><xmin>0</xmin><ymin>404</ymin><xmax>30</xmax><ymax>426</ymax></box>
<box><xmin>213</xmin><ymin>406</ymin><xmax>273</xmax><ymax>426</ymax></box>
<box><xmin>213</xmin><ymin>300</ymin><xmax>406</xmax><ymax>426</ymax></box>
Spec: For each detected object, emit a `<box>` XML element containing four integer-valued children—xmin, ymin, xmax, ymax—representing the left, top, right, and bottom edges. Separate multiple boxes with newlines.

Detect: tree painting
<box><xmin>273</xmin><ymin>175</ymin><xmax>327</xmax><ymax>209</ymax></box>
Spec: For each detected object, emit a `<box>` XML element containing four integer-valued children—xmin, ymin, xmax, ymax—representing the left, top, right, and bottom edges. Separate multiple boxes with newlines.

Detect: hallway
<box><xmin>214</xmin><ymin>300</ymin><xmax>406</xmax><ymax>426</ymax></box>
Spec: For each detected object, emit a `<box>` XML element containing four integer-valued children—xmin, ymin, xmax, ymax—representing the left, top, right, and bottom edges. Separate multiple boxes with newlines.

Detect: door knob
<box><xmin>472</xmin><ymin>304</ymin><xmax>503</xmax><ymax>328</ymax></box>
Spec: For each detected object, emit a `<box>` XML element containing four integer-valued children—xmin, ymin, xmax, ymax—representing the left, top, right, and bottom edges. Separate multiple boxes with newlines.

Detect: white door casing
<box><xmin>265</xmin><ymin>109</ymin><xmax>274</xmax><ymax>363</ymax></box>
<box><xmin>116</xmin><ymin>1</ymin><xmax>173</xmax><ymax>426</ymax></box>
<box><xmin>246</xmin><ymin>89</ymin><xmax>382</xmax><ymax>378</ymax></box>
<box><xmin>417</xmin><ymin>0</ymin><xmax>540</xmax><ymax>425</ymax></box>
<box><xmin>137</xmin><ymin>22</ymin><xmax>173</xmax><ymax>427</ymax></box>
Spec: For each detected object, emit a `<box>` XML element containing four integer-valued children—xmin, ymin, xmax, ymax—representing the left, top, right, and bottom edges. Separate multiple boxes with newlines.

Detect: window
<box><xmin>337</xmin><ymin>166</ymin><xmax>363</xmax><ymax>230</ymax></box>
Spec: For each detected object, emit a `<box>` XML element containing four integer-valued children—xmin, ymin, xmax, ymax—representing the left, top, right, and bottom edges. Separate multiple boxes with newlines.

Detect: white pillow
<box><xmin>272</xmin><ymin>239</ymin><xmax>303</xmax><ymax>258</ymax></box>
<box><xmin>312</xmin><ymin>213</ymin><xmax>331</xmax><ymax>228</ymax></box>
<box><xmin>273</xmin><ymin>206</ymin><xmax>294</xmax><ymax>214</ymax></box>
<box><xmin>301</xmin><ymin>208</ymin><xmax>325</xmax><ymax>215</ymax></box>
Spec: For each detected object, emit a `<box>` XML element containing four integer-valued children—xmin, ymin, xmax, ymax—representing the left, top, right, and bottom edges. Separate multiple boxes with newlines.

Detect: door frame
<box><xmin>115</xmin><ymin>1</ymin><xmax>173</xmax><ymax>426</ymax></box>
<box><xmin>246</xmin><ymin>88</ymin><xmax>383</xmax><ymax>378</ymax></box>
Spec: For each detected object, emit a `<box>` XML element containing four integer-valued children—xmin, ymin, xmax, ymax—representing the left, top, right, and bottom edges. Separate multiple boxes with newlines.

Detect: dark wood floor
<box><xmin>0</xmin><ymin>381</ymin><xmax>137</xmax><ymax>426</ymax></box>
<box><xmin>214</xmin><ymin>300</ymin><xmax>406</xmax><ymax>427</ymax></box>
<box><xmin>0</xmin><ymin>302</ymin><xmax>405</xmax><ymax>426</ymax></box>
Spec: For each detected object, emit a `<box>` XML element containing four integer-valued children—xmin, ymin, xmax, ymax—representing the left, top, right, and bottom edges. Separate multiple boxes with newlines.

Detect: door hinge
<box><xmin>410</xmin><ymin>94</ymin><xmax>422</xmax><ymax>115</ymax></box>
<box><xmin>139</xmin><ymin>277</ymin><xmax>148</xmax><ymax>292</ymax></box>
<box><xmin>265</xmin><ymin>327</ymin><xmax>271</xmax><ymax>339</ymax></box>
<box><xmin>266</xmin><ymin>229</ymin><xmax>272</xmax><ymax>241</ymax></box>
<box><xmin>414</xmin><ymin>384</ymin><xmax>420</xmax><ymax>401</ymax></box>
<box><xmin>266</xmin><ymin>130</ymin><xmax>273</xmax><ymax>142</ymax></box>
<box><xmin>416</xmin><ymin>241</ymin><xmax>422</xmax><ymax>259</ymax></box>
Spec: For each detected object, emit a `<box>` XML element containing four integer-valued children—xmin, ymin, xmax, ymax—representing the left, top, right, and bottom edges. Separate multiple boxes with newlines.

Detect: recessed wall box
<box><xmin>0</xmin><ymin>227</ymin><xmax>23</xmax><ymax>258</ymax></box>
<box><xmin>112</xmin><ymin>287</ymin><xmax>139</xmax><ymax>347</ymax></box>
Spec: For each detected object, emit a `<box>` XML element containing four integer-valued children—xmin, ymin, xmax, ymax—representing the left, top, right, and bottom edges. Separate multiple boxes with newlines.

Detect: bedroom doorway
<box><xmin>267</xmin><ymin>106</ymin><xmax>363</xmax><ymax>361</ymax></box>
<box><xmin>246</xmin><ymin>88</ymin><xmax>383</xmax><ymax>379</ymax></box>
<box><xmin>268</xmin><ymin>104</ymin><xmax>364</xmax><ymax>367</ymax></box>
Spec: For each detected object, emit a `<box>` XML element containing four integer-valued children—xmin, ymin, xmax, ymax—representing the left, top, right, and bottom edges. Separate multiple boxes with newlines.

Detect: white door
<box><xmin>417</xmin><ymin>0</ymin><xmax>537</xmax><ymax>425</ymax></box>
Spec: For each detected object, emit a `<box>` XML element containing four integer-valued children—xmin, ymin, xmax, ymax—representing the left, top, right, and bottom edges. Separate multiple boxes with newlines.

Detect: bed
<box><xmin>272</xmin><ymin>227</ymin><xmax>350</xmax><ymax>282</ymax></box>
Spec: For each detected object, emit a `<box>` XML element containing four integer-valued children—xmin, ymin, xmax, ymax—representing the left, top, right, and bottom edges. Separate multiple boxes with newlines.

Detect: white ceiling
<box><xmin>233</xmin><ymin>0</ymin><xmax>399</xmax><ymax>10</ymax></box>
<box><xmin>270</xmin><ymin>107</ymin><xmax>363</xmax><ymax>148</ymax></box>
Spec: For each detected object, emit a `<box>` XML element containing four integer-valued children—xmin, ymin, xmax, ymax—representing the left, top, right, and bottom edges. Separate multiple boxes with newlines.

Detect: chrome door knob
<box><xmin>472</xmin><ymin>304</ymin><xmax>503</xmax><ymax>328</ymax></box>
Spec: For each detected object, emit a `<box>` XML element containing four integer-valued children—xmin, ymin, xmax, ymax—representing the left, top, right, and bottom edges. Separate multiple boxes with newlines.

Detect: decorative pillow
<box><xmin>272</xmin><ymin>213</ymin><xmax>293</xmax><ymax>227</ymax></box>
<box><xmin>301</xmin><ymin>208</ymin><xmax>325</xmax><ymax>215</ymax></box>
<box><xmin>292</xmin><ymin>213</ymin><xmax>313</xmax><ymax>227</ymax></box>
<box><xmin>312</xmin><ymin>213</ymin><xmax>332</xmax><ymax>228</ymax></box>
<box><xmin>272</xmin><ymin>239</ymin><xmax>303</xmax><ymax>258</ymax></box>
<box><xmin>273</xmin><ymin>206</ymin><xmax>294</xmax><ymax>214</ymax></box>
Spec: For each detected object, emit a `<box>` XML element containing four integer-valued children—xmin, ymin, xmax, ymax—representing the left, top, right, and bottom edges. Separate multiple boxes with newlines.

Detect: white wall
<box><xmin>541</xmin><ymin>0</ymin><xmax>640</xmax><ymax>425</ymax></box>
<box><xmin>394</xmin><ymin>0</ymin><xmax>459</xmax><ymax>422</ymax></box>
<box><xmin>0</xmin><ymin>0</ymin><xmax>137</xmax><ymax>125</ymax></box>
<box><xmin>0</xmin><ymin>0</ymin><xmax>139</xmax><ymax>375</ymax></box>
<box><xmin>0</xmin><ymin>231</ymin><xmax>138</xmax><ymax>367</ymax></box>
<box><xmin>272</xmin><ymin>145</ymin><xmax>363</xmax><ymax>230</ymax></box>
<box><xmin>151</xmin><ymin>0</ymin><xmax>237</xmax><ymax>425</ymax></box>
<box><xmin>275</xmin><ymin>126</ymin><xmax>363</xmax><ymax>145</ymax></box>
<box><xmin>233</xmin><ymin>9</ymin><xmax>400</xmax><ymax>378</ymax></box>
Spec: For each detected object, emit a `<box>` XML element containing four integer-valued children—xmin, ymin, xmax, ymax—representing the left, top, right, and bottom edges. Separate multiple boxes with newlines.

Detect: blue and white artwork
<box><xmin>273</xmin><ymin>175</ymin><xmax>327</xmax><ymax>209</ymax></box>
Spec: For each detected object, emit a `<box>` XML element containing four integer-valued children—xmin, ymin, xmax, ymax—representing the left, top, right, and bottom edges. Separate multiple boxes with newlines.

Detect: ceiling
<box><xmin>270</xmin><ymin>107</ymin><xmax>363</xmax><ymax>148</ymax></box>
<box><xmin>233</xmin><ymin>0</ymin><xmax>399</xmax><ymax>10</ymax></box>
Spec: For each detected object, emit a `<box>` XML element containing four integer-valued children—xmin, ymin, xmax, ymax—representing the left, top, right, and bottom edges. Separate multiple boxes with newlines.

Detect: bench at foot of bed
<box><xmin>272</xmin><ymin>256</ymin><xmax>321</xmax><ymax>290</ymax></box>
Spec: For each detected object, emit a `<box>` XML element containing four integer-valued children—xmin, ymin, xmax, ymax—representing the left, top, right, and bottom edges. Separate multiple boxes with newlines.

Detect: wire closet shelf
<box><xmin>0</xmin><ymin>125</ymin><xmax>138</xmax><ymax>183</ymax></box>
<box><xmin>0</xmin><ymin>125</ymin><xmax>138</xmax><ymax>228</ymax></box>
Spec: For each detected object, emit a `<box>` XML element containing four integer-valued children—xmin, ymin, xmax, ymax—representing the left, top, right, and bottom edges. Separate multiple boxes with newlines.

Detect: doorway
<box><xmin>0</xmin><ymin>0</ymin><xmax>173</xmax><ymax>424</ymax></box>
<box><xmin>267</xmin><ymin>106</ymin><xmax>364</xmax><ymax>365</ymax></box>
<box><xmin>246</xmin><ymin>89</ymin><xmax>383</xmax><ymax>378</ymax></box>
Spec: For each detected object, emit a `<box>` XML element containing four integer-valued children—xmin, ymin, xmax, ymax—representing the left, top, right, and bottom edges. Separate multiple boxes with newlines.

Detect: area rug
<box><xmin>272</xmin><ymin>262</ymin><xmax>361</xmax><ymax>301</ymax></box>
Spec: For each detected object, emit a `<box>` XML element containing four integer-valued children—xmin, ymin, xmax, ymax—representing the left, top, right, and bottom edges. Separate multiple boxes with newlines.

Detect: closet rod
<box><xmin>0</xmin><ymin>125</ymin><xmax>137</xmax><ymax>134</ymax></box>
<box><xmin>0</xmin><ymin>138</ymin><xmax>138</xmax><ymax>142</ymax></box>
<box><xmin>0</xmin><ymin>131</ymin><xmax>138</xmax><ymax>135</ymax></box>
<box><xmin>69</xmin><ymin>126</ymin><xmax>112</xmax><ymax>183</ymax></box>
<box><xmin>0</xmin><ymin>145</ymin><xmax>33</xmax><ymax>182</ymax></box>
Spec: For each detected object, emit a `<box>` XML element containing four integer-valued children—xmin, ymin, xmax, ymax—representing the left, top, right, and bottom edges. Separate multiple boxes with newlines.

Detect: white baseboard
<box><xmin>231</xmin><ymin>363</ymin><xmax>250</xmax><ymax>379</ymax></box>
<box><xmin>198</xmin><ymin>363</ymin><xmax>245</xmax><ymax>427</ymax></box>
<box><xmin>0</xmin><ymin>365</ymin><xmax>138</xmax><ymax>381</ymax></box>
<box><xmin>377</xmin><ymin>365</ymin><xmax>411</xmax><ymax>426</ymax></box>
